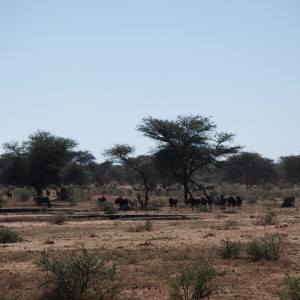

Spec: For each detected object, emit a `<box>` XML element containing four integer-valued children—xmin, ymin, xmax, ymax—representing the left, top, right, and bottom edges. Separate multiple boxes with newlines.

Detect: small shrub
<box><xmin>0</xmin><ymin>196</ymin><xmax>7</xmax><ymax>208</ymax></box>
<box><xmin>217</xmin><ymin>237</ymin><xmax>243</xmax><ymax>259</ymax></box>
<box><xmin>247</xmin><ymin>195</ymin><xmax>257</xmax><ymax>204</ymax></box>
<box><xmin>246</xmin><ymin>233</ymin><xmax>284</xmax><ymax>261</ymax></box>
<box><xmin>255</xmin><ymin>210</ymin><xmax>278</xmax><ymax>225</ymax></box>
<box><xmin>277</xmin><ymin>273</ymin><xmax>300</xmax><ymax>300</ymax></box>
<box><xmin>144</xmin><ymin>220</ymin><xmax>153</xmax><ymax>231</ymax></box>
<box><xmin>264</xmin><ymin>210</ymin><xmax>278</xmax><ymax>224</ymax></box>
<box><xmin>15</xmin><ymin>189</ymin><xmax>31</xmax><ymax>202</ymax></box>
<box><xmin>35</xmin><ymin>245</ymin><xmax>121</xmax><ymax>300</ymax></box>
<box><xmin>67</xmin><ymin>188</ymin><xmax>84</xmax><ymax>206</ymax></box>
<box><xmin>167</xmin><ymin>259</ymin><xmax>224</xmax><ymax>300</ymax></box>
<box><xmin>0</xmin><ymin>228</ymin><xmax>22</xmax><ymax>243</ymax></box>
<box><xmin>148</xmin><ymin>198</ymin><xmax>164</xmax><ymax>210</ymax></box>
<box><xmin>98</xmin><ymin>201</ymin><xmax>117</xmax><ymax>214</ymax></box>
<box><xmin>245</xmin><ymin>239</ymin><xmax>265</xmax><ymax>261</ymax></box>
<box><xmin>49</xmin><ymin>214</ymin><xmax>68</xmax><ymax>225</ymax></box>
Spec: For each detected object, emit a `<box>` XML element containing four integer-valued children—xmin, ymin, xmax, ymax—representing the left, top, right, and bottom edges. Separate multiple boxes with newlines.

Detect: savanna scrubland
<box><xmin>0</xmin><ymin>184</ymin><xmax>300</xmax><ymax>300</ymax></box>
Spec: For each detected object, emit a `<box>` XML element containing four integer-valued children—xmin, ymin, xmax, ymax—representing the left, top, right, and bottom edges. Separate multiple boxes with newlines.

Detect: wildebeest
<box><xmin>207</xmin><ymin>196</ymin><xmax>213</xmax><ymax>209</ymax></box>
<box><xmin>35</xmin><ymin>196</ymin><xmax>51</xmax><ymax>208</ymax></box>
<box><xmin>115</xmin><ymin>197</ymin><xmax>129</xmax><ymax>210</ymax></box>
<box><xmin>220</xmin><ymin>195</ymin><xmax>226</xmax><ymax>206</ymax></box>
<box><xmin>201</xmin><ymin>197</ymin><xmax>209</xmax><ymax>207</ymax></box>
<box><xmin>168</xmin><ymin>197</ymin><xmax>178</xmax><ymax>211</ymax></box>
<box><xmin>226</xmin><ymin>196</ymin><xmax>237</xmax><ymax>207</ymax></box>
<box><xmin>185</xmin><ymin>197</ymin><xmax>201</xmax><ymax>210</ymax></box>
<box><xmin>98</xmin><ymin>195</ymin><xmax>107</xmax><ymax>203</ymax></box>
<box><xmin>5</xmin><ymin>192</ymin><xmax>13</xmax><ymax>199</ymax></box>
<box><xmin>280</xmin><ymin>196</ymin><xmax>295</xmax><ymax>208</ymax></box>
<box><xmin>236</xmin><ymin>196</ymin><xmax>243</xmax><ymax>208</ymax></box>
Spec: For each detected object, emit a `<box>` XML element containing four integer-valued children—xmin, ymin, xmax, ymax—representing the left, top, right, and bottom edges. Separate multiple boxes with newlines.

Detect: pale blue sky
<box><xmin>0</xmin><ymin>1</ymin><xmax>299</xmax><ymax>162</ymax></box>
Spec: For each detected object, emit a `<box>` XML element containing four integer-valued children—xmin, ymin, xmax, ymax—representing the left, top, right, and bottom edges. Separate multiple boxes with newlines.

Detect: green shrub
<box><xmin>0</xmin><ymin>228</ymin><xmax>22</xmax><ymax>243</ymax></box>
<box><xmin>35</xmin><ymin>245</ymin><xmax>121</xmax><ymax>300</ymax></box>
<box><xmin>246</xmin><ymin>233</ymin><xmax>284</xmax><ymax>261</ymax></box>
<box><xmin>49</xmin><ymin>214</ymin><xmax>68</xmax><ymax>225</ymax></box>
<box><xmin>245</xmin><ymin>239</ymin><xmax>265</xmax><ymax>261</ymax></box>
<box><xmin>0</xmin><ymin>196</ymin><xmax>5</xmax><ymax>208</ymax></box>
<box><xmin>98</xmin><ymin>201</ymin><xmax>117</xmax><ymax>214</ymax></box>
<box><xmin>15</xmin><ymin>189</ymin><xmax>31</xmax><ymax>202</ymax></box>
<box><xmin>167</xmin><ymin>260</ymin><xmax>224</xmax><ymax>300</ymax></box>
<box><xmin>67</xmin><ymin>188</ymin><xmax>85</xmax><ymax>206</ymax></box>
<box><xmin>247</xmin><ymin>194</ymin><xmax>257</xmax><ymax>204</ymax></box>
<box><xmin>254</xmin><ymin>210</ymin><xmax>278</xmax><ymax>225</ymax></box>
<box><xmin>263</xmin><ymin>210</ymin><xmax>278</xmax><ymax>225</ymax></box>
<box><xmin>148</xmin><ymin>198</ymin><xmax>164</xmax><ymax>210</ymax></box>
<box><xmin>217</xmin><ymin>238</ymin><xmax>243</xmax><ymax>259</ymax></box>
<box><xmin>278</xmin><ymin>273</ymin><xmax>300</xmax><ymax>300</ymax></box>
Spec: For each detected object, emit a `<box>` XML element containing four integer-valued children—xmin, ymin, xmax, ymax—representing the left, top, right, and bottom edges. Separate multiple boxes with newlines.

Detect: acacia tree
<box><xmin>137</xmin><ymin>115</ymin><xmax>241</xmax><ymax>200</ymax></box>
<box><xmin>222</xmin><ymin>152</ymin><xmax>278</xmax><ymax>189</ymax></box>
<box><xmin>0</xmin><ymin>130</ymin><xmax>78</xmax><ymax>196</ymax></box>
<box><xmin>103</xmin><ymin>144</ymin><xmax>150</xmax><ymax>206</ymax></box>
<box><xmin>279</xmin><ymin>155</ymin><xmax>300</xmax><ymax>186</ymax></box>
<box><xmin>60</xmin><ymin>150</ymin><xmax>96</xmax><ymax>186</ymax></box>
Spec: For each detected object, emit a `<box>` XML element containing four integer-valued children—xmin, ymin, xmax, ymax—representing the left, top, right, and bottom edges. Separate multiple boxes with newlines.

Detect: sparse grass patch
<box><xmin>223</xmin><ymin>208</ymin><xmax>238</xmax><ymax>214</ymax></box>
<box><xmin>203</xmin><ymin>232</ymin><xmax>216</xmax><ymax>238</ymax></box>
<box><xmin>169</xmin><ymin>220</ymin><xmax>182</xmax><ymax>226</ymax></box>
<box><xmin>212</xmin><ymin>219</ymin><xmax>239</xmax><ymax>230</ymax></box>
<box><xmin>216</xmin><ymin>213</ymin><xmax>226</xmax><ymax>219</ymax></box>
<box><xmin>48</xmin><ymin>214</ymin><xmax>68</xmax><ymax>225</ymax></box>
<box><xmin>127</xmin><ymin>220</ymin><xmax>153</xmax><ymax>232</ymax></box>
<box><xmin>0</xmin><ymin>228</ymin><xmax>22</xmax><ymax>243</ymax></box>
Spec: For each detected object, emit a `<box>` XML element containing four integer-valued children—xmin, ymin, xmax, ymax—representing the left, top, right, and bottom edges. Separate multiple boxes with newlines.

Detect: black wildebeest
<box><xmin>220</xmin><ymin>195</ymin><xmax>226</xmax><ymax>207</ymax></box>
<box><xmin>115</xmin><ymin>197</ymin><xmax>129</xmax><ymax>210</ymax></box>
<box><xmin>236</xmin><ymin>196</ymin><xmax>243</xmax><ymax>208</ymax></box>
<box><xmin>226</xmin><ymin>196</ymin><xmax>237</xmax><ymax>207</ymax></box>
<box><xmin>98</xmin><ymin>195</ymin><xmax>107</xmax><ymax>203</ymax></box>
<box><xmin>185</xmin><ymin>197</ymin><xmax>201</xmax><ymax>210</ymax></box>
<box><xmin>168</xmin><ymin>197</ymin><xmax>178</xmax><ymax>211</ymax></box>
<box><xmin>35</xmin><ymin>196</ymin><xmax>51</xmax><ymax>208</ymax></box>
<box><xmin>5</xmin><ymin>192</ymin><xmax>13</xmax><ymax>199</ymax></box>
<box><xmin>280</xmin><ymin>196</ymin><xmax>295</xmax><ymax>208</ymax></box>
<box><xmin>207</xmin><ymin>196</ymin><xmax>213</xmax><ymax>209</ymax></box>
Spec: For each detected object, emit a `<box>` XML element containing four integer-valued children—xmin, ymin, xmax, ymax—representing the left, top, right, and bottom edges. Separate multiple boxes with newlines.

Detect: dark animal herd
<box><xmin>168</xmin><ymin>195</ymin><xmax>243</xmax><ymax>211</ymax></box>
<box><xmin>3</xmin><ymin>187</ymin><xmax>296</xmax><ymax>211</ymax></box>
<box><xmin>34</xmin><ymin>196</ymin><xmax>51</xmax><ymax>208</ymax></box>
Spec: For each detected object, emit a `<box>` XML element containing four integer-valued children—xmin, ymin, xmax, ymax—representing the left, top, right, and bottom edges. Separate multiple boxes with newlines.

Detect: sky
<box><xmin>0</xmin><ymin>1</ymin><xmax>299</xmax><ymax>163</ymax></box>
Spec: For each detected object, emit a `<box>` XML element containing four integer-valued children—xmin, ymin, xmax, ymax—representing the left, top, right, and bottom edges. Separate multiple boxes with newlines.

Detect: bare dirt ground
<box><xmin>1</xmin><ymin>193</ymin><xmax>300</xmax><ymax>299</ymax></box>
